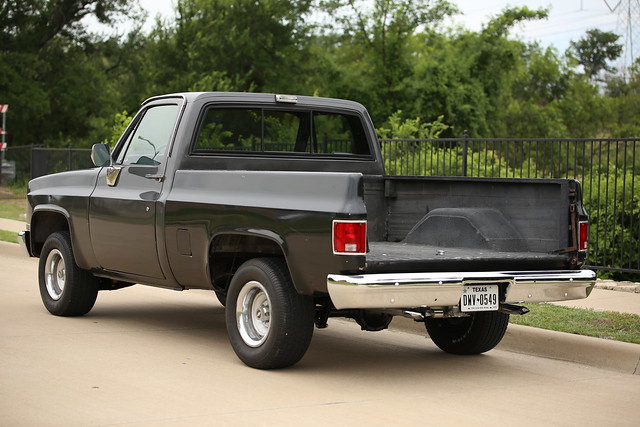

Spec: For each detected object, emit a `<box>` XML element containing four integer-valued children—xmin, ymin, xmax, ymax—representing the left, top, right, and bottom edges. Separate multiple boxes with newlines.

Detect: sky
<box><xmin>448</xmin><ymin>0</ymin><xmax>618</xmax><ymax>51</ymax></box>
<box><xmin>110</xmin><ymin>0</ymin><xmax>632</xmax><ymax>65</ymax></box>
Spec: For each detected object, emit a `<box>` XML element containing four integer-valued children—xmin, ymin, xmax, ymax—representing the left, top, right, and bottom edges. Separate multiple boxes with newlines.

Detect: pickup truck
<box><xmin>20</xmin><ymin>92</ymin><xmax>596</xmax><ymax>369</ymax></box>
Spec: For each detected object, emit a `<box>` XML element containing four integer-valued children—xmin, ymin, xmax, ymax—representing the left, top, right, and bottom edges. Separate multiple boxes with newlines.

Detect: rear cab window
<box><xmin>192</xmin><ymin>106</ymin><xmax>372</xmax><ymax>158</ymax></box>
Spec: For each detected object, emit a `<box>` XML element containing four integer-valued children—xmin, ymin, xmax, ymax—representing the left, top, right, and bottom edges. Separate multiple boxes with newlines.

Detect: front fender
<box><xmin>30</xmin><ymin>205</ymin><xmax>72</xmax><ymax>257</ymax></box>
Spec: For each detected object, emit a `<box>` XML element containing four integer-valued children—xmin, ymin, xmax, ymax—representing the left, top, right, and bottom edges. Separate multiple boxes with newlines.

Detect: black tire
<box><xmin>425</xmin><ymin>311</ymin><xmax>509</xmax><ymax>355</ymax></box>
<box><xmin>38</xmin><ymin>231</ymin><xmax>99</xmax><ymax>316</ymax></box>
<box><xmin>225</xmin><ymin>258</ymin><xmax>314</xmax><ymax>369</ymax></box>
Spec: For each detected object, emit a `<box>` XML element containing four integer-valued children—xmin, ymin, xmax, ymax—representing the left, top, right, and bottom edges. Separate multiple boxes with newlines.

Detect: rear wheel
<box><xmin>225</xmin><ymin>258</ymin><xmax>314</xmax><ymax>369</ymax></box>
<box><xmin>425</xmin><ymin>311</ymin><xmax>509</xmax><ymax>355</ymax></box>
<box><xmin>38</xmin><ymin>231</ymin><xmax>99</xmax><ymax>316</ymax></box>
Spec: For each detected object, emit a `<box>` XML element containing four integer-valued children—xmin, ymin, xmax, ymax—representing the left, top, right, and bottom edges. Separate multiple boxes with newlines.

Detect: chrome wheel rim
<box><xmin>236</xmin><ymin>281</ymin><xmax>271</xmax><ymax>347</ymax></box>
<box><xmin>44</xmin><ymin>249</ymin><xmax>66</xmax><ymax>301</ymax></box>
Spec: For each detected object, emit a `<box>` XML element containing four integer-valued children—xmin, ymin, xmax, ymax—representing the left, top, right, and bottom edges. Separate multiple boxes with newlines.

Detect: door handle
<box><xmin>145</xmin><ymin>174</ymin><xmax>165</xmax><ymax>182</ymax></box>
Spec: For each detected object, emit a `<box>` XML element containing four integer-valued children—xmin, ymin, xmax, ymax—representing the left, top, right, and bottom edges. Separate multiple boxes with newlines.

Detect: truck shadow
<box><xmin>76</xmin><ymin>292</ymin><xmax>514</xmax><ymax>380</ymax></box>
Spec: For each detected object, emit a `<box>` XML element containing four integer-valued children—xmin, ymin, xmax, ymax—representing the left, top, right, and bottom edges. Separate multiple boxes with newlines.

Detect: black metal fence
<box><xmin>1</xmin><ymin>145</ymin><xmax>92</xmax><ymax>183</ymax></box>
<box><xmin>2</xmin><ymin>140</ymin><xmax>638</xmax><ymax>278</ymax></box>
<box><xmin>381</xmin><ymin>137</ymin><xmax>640</xmax><ymax>279</ymax></box>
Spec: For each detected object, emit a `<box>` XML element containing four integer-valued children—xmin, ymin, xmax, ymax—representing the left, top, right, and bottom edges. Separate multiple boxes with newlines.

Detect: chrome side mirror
<box><xmin>91</xmin><ymin>143</ymin><xmax>112</xmax><ymax>167</ymax></box>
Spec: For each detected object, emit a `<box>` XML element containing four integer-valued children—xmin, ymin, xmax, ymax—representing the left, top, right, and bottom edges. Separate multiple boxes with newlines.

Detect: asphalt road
<box><xmin>1</xmin><ymin>241</ymin><xmax>638</xmax><ymax>426</ymax></box>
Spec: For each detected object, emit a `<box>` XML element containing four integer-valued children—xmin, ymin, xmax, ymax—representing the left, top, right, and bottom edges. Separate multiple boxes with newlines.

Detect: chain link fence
<box><xmin>1</xmin><ymin>145</ymin><xmax>92</xmax><ymax>184</ymax></box>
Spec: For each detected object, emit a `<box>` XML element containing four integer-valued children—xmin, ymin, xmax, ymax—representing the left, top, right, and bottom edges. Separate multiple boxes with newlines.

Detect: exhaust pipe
<box><xmin>499</xmin><ymin>303</ymin><xmax>530</xmax><ymax>315</ymax></box>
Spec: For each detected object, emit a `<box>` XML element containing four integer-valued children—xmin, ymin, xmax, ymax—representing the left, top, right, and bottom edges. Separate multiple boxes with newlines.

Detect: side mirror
<box><xmin>91</xmin><ymin>143</ymin><xmax>112</xmax><ymax>167</ymax></box>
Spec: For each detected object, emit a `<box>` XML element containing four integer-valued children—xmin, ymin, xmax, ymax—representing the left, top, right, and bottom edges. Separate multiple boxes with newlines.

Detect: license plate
<box><xmin>460</xmin><ymin>284</ymin><xmax>499</xmax><ymax>312</ymax></box>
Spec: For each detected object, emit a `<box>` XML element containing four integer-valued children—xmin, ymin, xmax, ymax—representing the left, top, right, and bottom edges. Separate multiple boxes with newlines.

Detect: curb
<box><xmin>595</xmin><ymin>279</ymin><xmax>640</xmax><ymax>293</ymax></box>
<box><xmin>390</xmin><ymin>316</ymin><xmax>640</xmax><ymax>375</ymax></box>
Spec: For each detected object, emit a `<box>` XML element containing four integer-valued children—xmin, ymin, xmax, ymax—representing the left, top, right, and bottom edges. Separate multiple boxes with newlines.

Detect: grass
<box><xmin>510</xmin><ymin>303</ymin><xmax>640</xmax><ymax>345</ymax></box>
<box><xmin>0</xmin><ymin>186</ymin><xmax>26</xmax><ymax>244</ymax></box>
<box><xmin>0</xmin><ymin>229</ymin><xmax>18</xmax><ymax>244</ymax></box>
<box><xmin>0</xmin><ymin>186</ymin><xmax>26</xmax><ymax>221</ymax></box>
<box><xmin>0</xmin><ymin>199</ymin><xmax>26</xmax><ymax>221</ymax></box>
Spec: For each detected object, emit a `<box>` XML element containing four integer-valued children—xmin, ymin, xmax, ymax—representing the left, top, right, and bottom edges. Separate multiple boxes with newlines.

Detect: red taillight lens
<box><xmin>333</xmin><ymin>220</ymin><xmax>367</xmax><ymax>255</ymax></box>
<box><xmin>578</xmin><ymin>221</ymin><xmax>589</xmax><ymax>251</ymax></box>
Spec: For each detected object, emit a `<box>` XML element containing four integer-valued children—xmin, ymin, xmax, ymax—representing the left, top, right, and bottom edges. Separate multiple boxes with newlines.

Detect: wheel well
<box><xmin>209</xmin><ymin>234</ymin><xmax>285</xmax><ymax>294</ymax></box>
<box><xmin>31</xmin><ymin>211</ymin><xmax>70</xmax><ymax>257</ymax></box>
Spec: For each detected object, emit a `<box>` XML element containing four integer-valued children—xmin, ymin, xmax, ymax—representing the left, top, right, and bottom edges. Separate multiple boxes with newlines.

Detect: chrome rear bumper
<box><xmin>327</xmin><ymin>269</ymin><xmax>596</xmax><ymax>310</ymax></box>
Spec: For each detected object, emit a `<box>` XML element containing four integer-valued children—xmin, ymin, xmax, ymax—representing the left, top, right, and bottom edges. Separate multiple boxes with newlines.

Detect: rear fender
<box><xmin>208</xmin><ymin>231</ymin><xmax>287</xmax><ymax>293</ymax></box>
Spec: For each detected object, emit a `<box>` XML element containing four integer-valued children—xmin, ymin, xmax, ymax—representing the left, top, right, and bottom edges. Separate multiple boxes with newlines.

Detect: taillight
<box><xmin>333</xmin><ymin>220</ymin><xmax>367</xmax><ymax>255</ymax></box>
<box><xmin>578</xmin><ymin>221</ymin><xmax>588</xmax><ymax>251</ymax></box>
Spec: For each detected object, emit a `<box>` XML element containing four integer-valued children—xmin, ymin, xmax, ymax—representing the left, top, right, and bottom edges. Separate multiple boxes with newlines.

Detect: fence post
<box><xmin>31</xmin><ymin>145</ymin><xmax>48</xmax><ymax>179</ymax></box>
<box><xmin>462</xmin><ymin>130</ymin><xmax>469</xmax><ymax>177</ymax></box>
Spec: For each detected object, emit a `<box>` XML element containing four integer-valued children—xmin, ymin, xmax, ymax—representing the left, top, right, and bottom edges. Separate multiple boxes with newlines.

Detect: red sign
<box><xmin>0</xmin><ymin>105</ymin><xmax>8</xmax><ymax>114</ymax></box>
<box><xmin>0</xmin><ymin>142</ymin><xmax>7</xmax><ymax>151</ymax></box>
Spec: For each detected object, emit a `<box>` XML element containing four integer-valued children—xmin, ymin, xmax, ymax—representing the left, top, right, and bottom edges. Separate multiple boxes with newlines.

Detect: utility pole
<box><xmin>605</xmin><ymin>0</ymin><xmax>640</xmax><ymax>78</ymax></box>
<box><xmin>0</xmin><ymin>104</ymin><xmax>8</xmax><ymax>186</ymax></box>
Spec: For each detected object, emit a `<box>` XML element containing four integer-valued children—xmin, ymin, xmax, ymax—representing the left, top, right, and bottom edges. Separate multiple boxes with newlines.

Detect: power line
<box><xmin>605</xmin><ymin>0</ymin><xmax>640</xmax><ymax>73</ymax></box>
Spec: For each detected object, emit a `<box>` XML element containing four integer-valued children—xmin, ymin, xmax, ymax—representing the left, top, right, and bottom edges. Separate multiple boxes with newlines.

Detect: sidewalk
<box><xmin>0</xmin><ymin>217</ymin><xmax>24</xmax><ymax>234</ymax></box>
<box><xmin>553</xmin><ymin>287</ymin><xmax>640</xmax><ymax>314</ymax></box>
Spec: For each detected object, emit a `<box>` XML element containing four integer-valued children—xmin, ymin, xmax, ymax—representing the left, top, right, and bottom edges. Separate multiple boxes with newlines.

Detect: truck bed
<box><xmin>362</xmin><ymin>175</ymin><xmax>584</xmax><ymax>274</ymax></box>
<box><xmin>366</xmin><ymin>242</ymin><xmax>573</xmax><ymax>273</ymax></box>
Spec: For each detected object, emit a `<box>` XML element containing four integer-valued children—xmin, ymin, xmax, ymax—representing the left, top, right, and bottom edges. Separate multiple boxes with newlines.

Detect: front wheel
<box><xmin>425</xmin><ymin>311</ymin><xmax>509</xmax><ymax>355</ymax></box>
<box><xmin>225</xmin><ymin>258</ymin><xmax>314</xmax><ymax>369</ymax></box>
<box><xmin>38</xmin><ymin>231</ymin><xmax>99</xmax><ymax>316</ymax></box>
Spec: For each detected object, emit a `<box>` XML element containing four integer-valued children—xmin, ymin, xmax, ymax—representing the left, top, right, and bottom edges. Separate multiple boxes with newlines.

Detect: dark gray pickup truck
<box><xmin>20</xmin><ymin>92</ymin><xmax>595</xmax><ymax>369</ymax></box>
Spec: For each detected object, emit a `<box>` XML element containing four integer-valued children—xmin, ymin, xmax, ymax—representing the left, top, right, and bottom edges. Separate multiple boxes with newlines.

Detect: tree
<box><xmin>0</xmin><ymin>0</ymin><xmax>138</xmax><ymax>147</ymax></box>
<box><xmin>408</xmin><ymin>7</ymin><xmax>548</xmax><ymax>137</ymax></box>
<box><xmin>314</xmin><ymin>0</ymin><xmax>457</xmax><ymax>122</ymax></box>
<box><xmin>2</xmin><ymin>0</ymin><xmax>635</xmax><ymax>153</ymax></box>
<box><xmin>503</xmin><ymin>45</ymin><xmax>570</xmax><ymax>138</ymax></box>
<box><xmin>0</xmin><ymin>0</ymin><xmax>132</xmax><ymax>51</ymax></box>
<box><xmin>141</xmin><ymin>0</ymin><xmax>314</xmax><ymax>94</ymax></box>
<box><xmin>604</xmin><ymin>59</ymin><xmax>640</xmax><ymax>137</ymax></box>
<box><xmin>569</xmin><ymin>29</ymin><xmax>623</xmax><ymax>80</ymax></box>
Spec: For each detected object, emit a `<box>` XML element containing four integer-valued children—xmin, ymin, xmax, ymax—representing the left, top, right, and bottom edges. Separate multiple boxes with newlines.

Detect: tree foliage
<box><xmin>0</xmin><ymin>0</ymin><xmax>637</xmax><ymax>146</ymax></box>
<box><xmin>140</xmin><ymin>0</ymin><xmax>313</xmax><ymax>94</ymax></box>
<box><xmin>569</xmin><ymin>29</ymin><xmax>623</xmax><ymax>80</ymax></box>
<box><xmin>314</xmin><ymin>0</ymin><xmax>457</xmax><ymax>120</ymax></box>
<box><xmin>0</xmin><ymin>0</ymin><xmax>131</xmax><ymax>50</ymax></box>
<box><xmin>0</xmin><ymin>0</ymin><xmax>138</xmax><ymax>147</ymax></box>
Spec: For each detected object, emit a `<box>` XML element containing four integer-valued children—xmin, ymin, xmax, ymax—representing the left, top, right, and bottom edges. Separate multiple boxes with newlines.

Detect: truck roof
<box><xmin>142</xmin><ymin>92</ymin><xmax>370</xmax><ymax>115</ymax></box>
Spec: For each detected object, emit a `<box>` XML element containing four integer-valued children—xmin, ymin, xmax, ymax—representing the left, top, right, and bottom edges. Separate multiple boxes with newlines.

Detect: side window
<box><xmin>117</xmin><ymin>105</ymin><xmax>180</xmax><ymax>165</ymax></box>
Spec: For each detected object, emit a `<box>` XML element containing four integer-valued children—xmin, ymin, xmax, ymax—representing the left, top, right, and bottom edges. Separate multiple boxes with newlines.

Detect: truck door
<box><xmin>89</xmin><ymin>102</ymin><xmax>181</xmax><ymax>279</ymax></box>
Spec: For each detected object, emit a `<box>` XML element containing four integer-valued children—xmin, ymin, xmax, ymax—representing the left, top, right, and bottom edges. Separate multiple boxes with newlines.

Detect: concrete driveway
<box><xmin>1</xmin><ymin>241</ymin><xmax>638</xmax><ymax>426</ymax></box>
